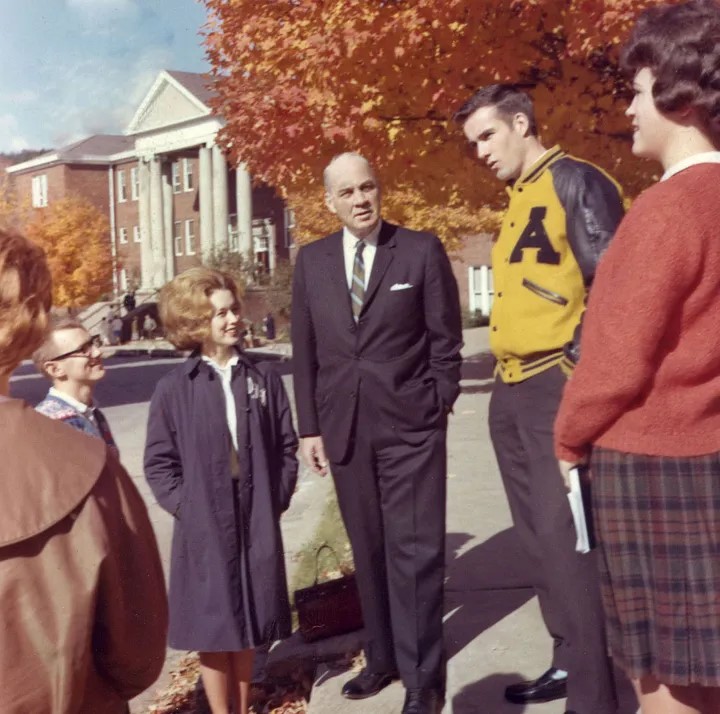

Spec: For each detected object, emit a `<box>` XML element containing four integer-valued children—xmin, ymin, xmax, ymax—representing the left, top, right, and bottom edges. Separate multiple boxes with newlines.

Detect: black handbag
<box><xmin>294</xmin><ymin>544</ymin><xmax>364</xmax><ymax>643</ymax></box>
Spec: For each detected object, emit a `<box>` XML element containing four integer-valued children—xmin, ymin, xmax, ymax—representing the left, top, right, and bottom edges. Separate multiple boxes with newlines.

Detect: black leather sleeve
<box><xmin>550</xmin><ymin>158</ymin><xmax>625</xmax><ymax>363</ymax></box>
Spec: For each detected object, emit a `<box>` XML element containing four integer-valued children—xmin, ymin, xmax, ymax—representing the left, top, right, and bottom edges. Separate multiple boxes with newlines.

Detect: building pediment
<box><xmin>126</xmin><ymin>70</ymin><xmax>212</xmax><ymax>136</ymax></box>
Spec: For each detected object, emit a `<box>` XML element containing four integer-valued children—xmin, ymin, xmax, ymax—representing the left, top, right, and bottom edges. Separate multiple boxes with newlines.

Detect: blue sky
<box><xmin>0</xmin><ymin>0</ymin><xmax>210</xmax><ymax>153</ymax></box>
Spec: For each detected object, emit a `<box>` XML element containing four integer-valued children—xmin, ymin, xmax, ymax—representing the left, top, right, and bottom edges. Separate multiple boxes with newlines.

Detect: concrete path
<box><xmin>307</xmin><ymin>328</ymin><xmax>639</xmax><ymax>714</ymax></box>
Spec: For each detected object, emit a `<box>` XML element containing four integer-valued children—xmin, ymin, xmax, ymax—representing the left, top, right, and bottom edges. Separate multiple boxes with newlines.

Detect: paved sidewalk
<box><xmin>308</xmin><ymin>328</ymin><xmax>638</xmax><ymax>714</ymax></box>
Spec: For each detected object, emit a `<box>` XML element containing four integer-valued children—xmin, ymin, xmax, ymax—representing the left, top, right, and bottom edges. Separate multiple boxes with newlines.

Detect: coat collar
<box><xmin>182</xmin><ymin>347</ymin><xmax>256</xmax><ymax>379</ymax></box>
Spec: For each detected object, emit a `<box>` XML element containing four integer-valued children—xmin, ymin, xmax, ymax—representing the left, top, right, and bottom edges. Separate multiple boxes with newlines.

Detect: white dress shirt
<box><xmin>201</xmin><ymin>353</ymin><xmax>240</xmax><ymax>451</ymax></box>
<box><xmin>661</xmin><ymin>150</ymin><xmax>720</xmax><ymax>181</ymax></box>
<box><xmin>343</xmin><ymin>221</ymin><xmax>382</xmax><ymax>289</ymax></box>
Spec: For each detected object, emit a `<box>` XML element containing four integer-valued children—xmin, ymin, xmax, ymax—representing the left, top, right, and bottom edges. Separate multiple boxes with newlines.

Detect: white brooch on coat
<box><xmin>247</xmin><ymin>377</ymin><xmax>268</xmax><ymax>407</ymax></box>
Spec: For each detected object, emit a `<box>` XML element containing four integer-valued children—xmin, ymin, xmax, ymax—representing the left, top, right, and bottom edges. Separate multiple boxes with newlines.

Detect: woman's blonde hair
<box><xmin>0</xmin><ymin>229</ymin><xmax>52</xmax><ymax>374</ymax></box>
<box><xmin>159</xmin><ymin>267</ymin><xmax>241</xmax><ymax>350</ymax></box>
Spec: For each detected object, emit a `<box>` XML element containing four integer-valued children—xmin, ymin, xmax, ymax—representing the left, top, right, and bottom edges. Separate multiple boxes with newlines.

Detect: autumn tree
<box><xmin>203</xmin><ymin>0</ymin><xmax>672</xmax><ymax>247</ymax></box>
<box><xmin>25</xmin><ymin>197</ymin><xmax>113</xmax><ymax>308</ymax></box>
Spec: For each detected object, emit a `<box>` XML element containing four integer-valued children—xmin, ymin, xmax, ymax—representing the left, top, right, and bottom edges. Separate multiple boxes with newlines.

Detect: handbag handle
<box><xmin>313</xmin><ymin>543</ymin><xmax>343</xmax><ymax>584</ymax></box>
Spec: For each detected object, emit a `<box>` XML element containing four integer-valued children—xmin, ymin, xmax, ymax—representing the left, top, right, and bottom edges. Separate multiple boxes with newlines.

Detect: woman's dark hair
<box><xmin>621</xmin><ymin>0</ymin><xmax>720</xmax><ymax>139</ymax></box>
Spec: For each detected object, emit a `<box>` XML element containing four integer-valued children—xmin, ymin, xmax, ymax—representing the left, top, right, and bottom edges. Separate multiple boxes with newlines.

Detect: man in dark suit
<box><xmin>292</xmin><ymin>153</ymin><xmax>462</xmax><ymax>714</ymax></box>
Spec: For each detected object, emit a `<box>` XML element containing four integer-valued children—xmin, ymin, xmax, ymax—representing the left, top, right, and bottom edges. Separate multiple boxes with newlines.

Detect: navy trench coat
<box><xmin>144</xmin><ymin>351</ymin><xmax>298</xmax><ymax>652</ymax></box>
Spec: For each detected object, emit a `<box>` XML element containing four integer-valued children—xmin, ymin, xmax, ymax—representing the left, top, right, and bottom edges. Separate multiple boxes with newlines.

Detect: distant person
<box><xmin>145</xmin><ymin>267</ymin><xmax>298</xmax><ymax>714</ymax></box>
<box><xmin>111</xmin><ymin>312</ymin><xmax>123</xmax><ymax>345</ymax></box>
<box><xmin>123</xmin><ymin>289</ymin><xmax>136</xmax><ymax>314</ymax></box>
<box><xmin>263</xmin><ymin>312</ymin><xmax>276</xmax><ymax>341</ymax></box>
<box><xmin>0</xmin><ymin>228</ymin><xmax>167</xmax><ymax>713</ymax></box>
<box><xmin>145</xmin><ymin>314</ymin><xmax>158</xmax><ymax>339</ymax></box>
<box><xmin>33</xmin><ymin>317</ymin><xmax>117</xmax><ymax>450</ymax></box>
<box><xmin>455</xmin><ymin>84</ymin><xmax>624</xmax><ymax>713</ymax></box>
<box><xmin>555</xmin><ymin>2</ymin><xmax>720</xmax><ymax>713</ymax></box>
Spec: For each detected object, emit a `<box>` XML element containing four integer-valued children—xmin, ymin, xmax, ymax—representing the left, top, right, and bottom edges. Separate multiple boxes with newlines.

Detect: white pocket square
<box><xmin>390</xmin><ymin>283</ymin><xmax>413</xmax><ymax>291</ymax></box>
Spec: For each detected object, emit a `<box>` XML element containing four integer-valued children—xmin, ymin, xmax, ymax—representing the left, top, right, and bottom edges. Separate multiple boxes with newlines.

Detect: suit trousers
<box><xmin>330</xmin><ymin>393</ymin><xmax>447</xmax><ymax>689</ymax></box>
<box><xmin>489</xmin><ymin>366</ymin><xmax>617</xmax><ymax>713</ymax></box>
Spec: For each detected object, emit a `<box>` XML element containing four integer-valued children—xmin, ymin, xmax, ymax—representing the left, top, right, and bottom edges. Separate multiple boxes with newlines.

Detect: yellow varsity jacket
<box><xmin>490</xmin><ymin>146</ymin><xmax>624</xmax><ymax>383</ymax></box>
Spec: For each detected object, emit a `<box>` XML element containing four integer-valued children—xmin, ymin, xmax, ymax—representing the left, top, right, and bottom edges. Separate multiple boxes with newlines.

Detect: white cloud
<box><xmin>0</xmin><ymin>114</ymin><xmax>31</xmax><ymax>152</ymax></box>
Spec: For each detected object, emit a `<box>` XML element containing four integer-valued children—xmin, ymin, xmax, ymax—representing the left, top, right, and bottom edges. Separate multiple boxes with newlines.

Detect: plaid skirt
<box><xmin>591</xmin><ymin>447</ymin><xmax>720</xmax><ymax>686</ymax></box>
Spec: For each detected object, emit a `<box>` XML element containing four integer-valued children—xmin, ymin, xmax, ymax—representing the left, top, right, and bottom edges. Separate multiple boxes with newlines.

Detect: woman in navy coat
<box><xmin>144</xmin><ymin>267</ymin><xmax>298</xmax><ymax>714</ymax></box>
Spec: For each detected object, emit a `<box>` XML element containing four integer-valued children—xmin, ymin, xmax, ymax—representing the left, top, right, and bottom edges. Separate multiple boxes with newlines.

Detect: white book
<box><xmin>566</xmin><ymin>466</ymin><xmax>595</xmax><ymax>554</ymax></box>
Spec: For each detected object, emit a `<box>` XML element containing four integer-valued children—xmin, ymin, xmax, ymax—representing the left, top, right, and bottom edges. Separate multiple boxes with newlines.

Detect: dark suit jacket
<box><xmin>292</xmin><ymin>221</ymin><xmax>463</xmax><ymax>463</ymax></box>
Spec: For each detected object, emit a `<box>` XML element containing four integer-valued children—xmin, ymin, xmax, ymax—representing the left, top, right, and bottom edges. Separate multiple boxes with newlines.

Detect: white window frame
<box><xmin>171</xmin><ymin>162</ymin><xmax>181</xmax><ymax>193</ymax></box>
<box><xmin>130</xmin><ymin>166</ymin><xmax>139</xmax><ymax>201</ymax></box>
<box><xmin>185</xmin><ymin>219</ymin><xmax>196</xmax><ymax>255</ymax></box>
<box><xmin>118</xmin><ymin>227</ymin><xmax>128</xmax><ymax>244</ymax></box>
<box><xmin>133</xmin><ymin>225</ymin><xmax>140</xmax><ymax>243</ymax></box>
<box><xmin>119</xmin><ymin>268</ymin><xmax>128</xmax><ymax>292</ymax></box>
<box><xmin>117</xmin><ymin>170</ymin><xmax>127</xmax><ymax>202</ymax></box>
<box><xmin>183</xmin><ymin>158</ymin><xmax>194</xmax><ymax>191</ymax></box>
<box><xmin>31</xmin><ymin>174</ymin><xmax>48</xmax><ymax>208</ymax></box>
<box><xmin>174</xmin><ymin>221</ymin><xmax>183</xmax><ymax>256</ymax></box>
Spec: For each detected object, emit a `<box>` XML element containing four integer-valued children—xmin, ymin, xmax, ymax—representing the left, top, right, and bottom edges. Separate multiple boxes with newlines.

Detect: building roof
<box><xmin>57</xmin><ymin>134</ymin><xmax>134</xmax><ymax>159</ymax></box>
<box><xmin>6</xmin><ymin>134</ymin><xmax>135</xmax><ymax>174</ymax></box>
<box><xmin>165</xmin><ymin>70</ymin><xmax>216</xmax><ymax>107</ymax></box>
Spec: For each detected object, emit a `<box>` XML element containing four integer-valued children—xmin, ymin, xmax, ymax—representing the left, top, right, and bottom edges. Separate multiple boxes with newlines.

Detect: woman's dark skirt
<box><xmin>591</xmin><ymin>447</ymin><xmax>720</xmax><ymax>686</ymax></box>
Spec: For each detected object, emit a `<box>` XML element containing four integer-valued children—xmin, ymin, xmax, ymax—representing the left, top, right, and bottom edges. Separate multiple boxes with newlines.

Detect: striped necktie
<box><xmin>350</xmin><ymin>239</ymin><xmax>366</xmax><ymax>321</ymax></box>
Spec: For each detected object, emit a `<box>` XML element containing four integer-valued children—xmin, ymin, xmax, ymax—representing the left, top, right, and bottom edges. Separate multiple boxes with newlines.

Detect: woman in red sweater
<box><xmin>554</xmin><ymin>2</ymin><xmax>720</xmax><ymax>713</ymax></box>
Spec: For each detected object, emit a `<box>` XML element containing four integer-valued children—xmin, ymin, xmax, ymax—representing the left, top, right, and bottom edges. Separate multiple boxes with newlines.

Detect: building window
<box><xmin>117</xmin><ymin>170</ymin><xmax>127</xmax><ymax>202</ymax></box>
<box><xmin>171</xmin><ymin>162</ymin><xmax>181</xmax><ymax>193</ymax></box>
<box><xmin>133</xmin><ymin>225</ymin><xmax>140</xmax><ymax>243</ymax></box>
<box><xmin>183</xmin><ymin>158</ymin><xmax>194</xmax><ymax>191</ymax></box>
<box><xmin>130</xmin><ymin>167</ymin><xmax>139</xmax><ymax>201</ymax></box>
<box><xmin>119</xmin><ymin>227</ymin><xmax>128</xmax><ymax>244</ymax></box>
<box><xmin>31</xmin><ymin>174</ymin><xmax>48</xmax><ymax>208</ymax></box>
<box><xmin>174</xmin><ymin>221</ymin><xmax>183</xmax><ymax>256</ymax></box>
<box><xmin>119</xmin><ymin>268</ymin><xmax>128</xmax><ymax>292</ymax></box>
<box><xmin>469</xmin><ymin>265</ymin><xmax>494</xmax><ymax>318</ymax></box>
<box><xmin>185</xmin><ymin>219</ymin><xmax>196</xmax><ymax>255</ymax></box>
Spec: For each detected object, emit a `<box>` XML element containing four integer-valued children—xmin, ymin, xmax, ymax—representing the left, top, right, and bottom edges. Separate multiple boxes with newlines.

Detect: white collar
<box><xmin>342</xmin><ymin>220</ymin><xmax>382</xmax><ymax>249</ymax></box>
<box><xmin>49</xmin><ymin>386</ymin><xmax>94</xmax><ymax>414</ymax></box>
<box><xmin>661</xmin><ymin>151</ymin><xmax>720</xmax><ymax>181</ymax></box>
<box><xmin>201</xmin><ymin>353</ymin><xmax>240</xmax><ymax>373</ymax></box>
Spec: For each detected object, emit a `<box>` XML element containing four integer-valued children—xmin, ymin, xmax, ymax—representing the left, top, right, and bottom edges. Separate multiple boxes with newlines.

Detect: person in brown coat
<box><xmin>0</xmin><ymin>228</ymin><xmax>168</xmax><ymax>714</ymax></box>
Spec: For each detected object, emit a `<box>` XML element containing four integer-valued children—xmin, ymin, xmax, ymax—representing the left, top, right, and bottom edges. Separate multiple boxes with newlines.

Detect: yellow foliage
<box><xmin>24</xmin><ymin>197</ymin><xmax>113</xmax><ymax>308</ymax></box>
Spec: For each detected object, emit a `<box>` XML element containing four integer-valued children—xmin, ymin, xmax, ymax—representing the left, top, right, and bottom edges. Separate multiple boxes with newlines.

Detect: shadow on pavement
<box><xmin>444</xmin><ymin>530</ymin><xmax>535</xmax><ymax>664</ymax></box>
<box><xmin>460</xmin><ymin>352</ymin><xmax>495</xmax><ymax>394</ymax></box>
<box><xmin>452</xmin><ymin>672</ymin><xmax>530</xmax><ymax>714</ymax></box>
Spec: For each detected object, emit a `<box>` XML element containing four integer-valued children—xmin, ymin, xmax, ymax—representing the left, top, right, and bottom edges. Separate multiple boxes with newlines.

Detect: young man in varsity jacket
<box><xmin>456</xmin><ymin>85</ymin><xmax>624</xmax><ymax>714</ymax></box>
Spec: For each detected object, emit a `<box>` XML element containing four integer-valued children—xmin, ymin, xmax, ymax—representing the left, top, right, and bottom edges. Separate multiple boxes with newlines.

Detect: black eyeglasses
<box><xmin>50</xmin><ymin>335</ymin><xmax>103</xmax><ymax>361</ymax></box>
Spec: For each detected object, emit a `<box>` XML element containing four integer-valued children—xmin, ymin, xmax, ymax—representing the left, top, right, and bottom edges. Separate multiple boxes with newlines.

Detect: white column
<box><xmin>199</xmin><ymin>146</ymin><xmax>214</xmax><ymax>259</ymax></box>
<box><xmin>267</xmin><ymin>220</ymin><xmax>276</xmax><ymax>273</ymax></box>
<box><xmin>138</xmin><ymin>159</ymin><xmax>153</xmax><ymax>290</ymax></box>
<box><xmin>149</xmin><ymin>156</ymin><xmax>166</xmax><ymax>289</ymax></box>
<box><xmin>212</xmin><ymin>144</ymin><xmax>229</xmax><ymax>253</ymax></box>
<box><xmin>235</xmin><ymin>163</ymin><xmax>253</xmax><ymax>258</ymax></box>
<box><xmin>162</xmin><ymin>166</ymin><xmax>174</xmax><ymax>281</ymax></box>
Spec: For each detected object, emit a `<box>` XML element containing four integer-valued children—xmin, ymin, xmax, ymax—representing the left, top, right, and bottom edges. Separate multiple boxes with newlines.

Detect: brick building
<box><xmin>6</xmin><ymin>69</ymin><xmax>495</xmax><ymax>317</ymax></box>
<box><xmin>6</xmin><ymin>70</ymin><xmax>291</xmax><ymax>297</ymax></box>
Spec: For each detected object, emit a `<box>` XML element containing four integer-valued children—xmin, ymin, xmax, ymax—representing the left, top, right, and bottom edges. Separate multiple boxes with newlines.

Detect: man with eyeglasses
<box><xmin>33</xmin><ymin>318</ymin><xmax>117</xmax><ymax>449</ymax></box>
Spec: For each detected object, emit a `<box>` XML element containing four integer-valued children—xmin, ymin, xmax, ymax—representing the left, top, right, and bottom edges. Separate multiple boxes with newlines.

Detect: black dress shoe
<box><xmin>341</xmin><ymin>669</ymin><xmax>396</xmax><ymax>700</ymax></box>
<box><xmin>505</xmin><ymin>667</ymin><xmax>568</xmax><ymax>704</ymax></box>
<box><xmin>402</xmin><ymin>688</ymin><xmax>441</xmax><ymax>714</ymax></box>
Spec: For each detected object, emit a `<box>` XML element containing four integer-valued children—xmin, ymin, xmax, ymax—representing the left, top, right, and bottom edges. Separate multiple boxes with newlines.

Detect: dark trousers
<box><xmin>489</xmin><ymin>367</ymin><xmax>616</xmax><ymax>713</ymax></box>
<box><xmin>330</xmin><ymin>396</ymin><xmax>447</xmax><ymax>689</ymax></box>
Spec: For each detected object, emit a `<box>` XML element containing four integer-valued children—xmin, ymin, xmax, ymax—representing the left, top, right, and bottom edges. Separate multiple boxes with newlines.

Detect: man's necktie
<box><xmin>350</xmin><ymin>239</ymin><xmax>366</xmax><ymax>321</ymax></box>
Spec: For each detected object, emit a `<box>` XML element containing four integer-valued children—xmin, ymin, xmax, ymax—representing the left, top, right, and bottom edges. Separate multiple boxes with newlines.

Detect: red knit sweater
<box><xmin>555</xmin><ymin>163</ymin><xmax>720</xmax><ymax>462</ymax></box>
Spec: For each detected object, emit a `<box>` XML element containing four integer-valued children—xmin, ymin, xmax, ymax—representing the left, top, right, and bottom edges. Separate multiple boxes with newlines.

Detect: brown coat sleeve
<box><xmin>90</xmin><ymin>450</ymin><xmax>168</xmax><ymax>699</ymax></box>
